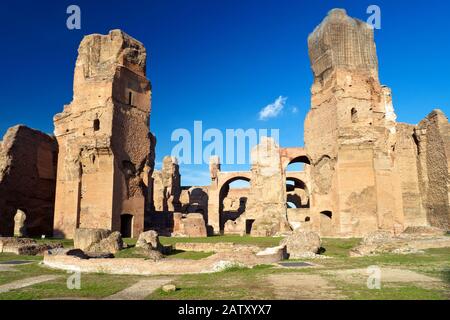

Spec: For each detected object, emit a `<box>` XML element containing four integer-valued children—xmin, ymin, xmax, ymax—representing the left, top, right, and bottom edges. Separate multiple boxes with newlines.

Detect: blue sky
<box><xmin>0</xmin><ymin>0</ymin><xmax>449</xmax><ymax>186</ymax></box>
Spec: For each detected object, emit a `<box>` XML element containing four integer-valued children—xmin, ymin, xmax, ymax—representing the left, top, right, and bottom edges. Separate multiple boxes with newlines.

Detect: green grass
<box><xmin>0</xmin><ymin>272</ymin><xmax>142</xmax><ymax>300</ymax></box>
<box><xmin>33</xmin><ymin>238</ymin><xmax>74</xmax><ymax>248</ymax></box>
<box><xmin>159</xmin><ymin>235</ymin><xmax>283</xmax><ymax>248</ymax></box>
<box><xmin>0</xmin><ymin>253</ymin><xmax>42</xmax><ymax>262</ymax></box>
<box><xmin>0</xmin><ymin>236</ymin><xmax>449</xmax><ymax>300</ymax></box>
<box><xmin>347</xmin><ymin>283</ymin><xmax>447</xmax><ymax>300</ymax></box>
<box><xmin>0</xmin><ymin>259</ymin><xmax>64</xmax><ymax>286</ymax></box>
<box><xmin>321</xmin><ymin>238</ymin><xmax>362</xmax><ymax>258</ymax></box>
<box><xmin>330</xmin><ymin>280</ymin><xmax>448</xmax><ymax>300</ymax></box>
<box><xmin>113</xmin><ymin>247</ymin><xmax>147</xmax><ymax>259</ymax></box>
<box><xmin>123</xmin><ymin>238</ymin><xmax>137</xmax><ymax>246</ymax></box>
<box><xmin>148</xmin><ymin>265</ymin><xmax>275</xmax><ymax>300</ymax></box>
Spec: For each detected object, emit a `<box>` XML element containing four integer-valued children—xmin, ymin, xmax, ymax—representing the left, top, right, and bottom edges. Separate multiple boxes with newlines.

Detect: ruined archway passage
<box><xmin>280</xmin><ymin>147</ymin><xmax>311</xmax><ymax>172</ymax></box>
<box><xmin>218</xmin><ymin>176</ymin><xmax>251</xmax><ymax>233</ymax></box>
<box><xmin>286</xmin><ymin>177</ymin><xmax>310</xmax><ymax>209</ymax></box>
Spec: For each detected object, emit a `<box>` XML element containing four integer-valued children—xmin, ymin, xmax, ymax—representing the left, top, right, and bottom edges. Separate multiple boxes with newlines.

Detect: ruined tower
<box><xmin>53</xmin><ymin>30</ymin><xmax>152</xmax><ymax>238</ymax></box>
<box><xmin>305</xmin><ymin>9</ymin><xmax>404</xmax><ymax>237</ymax></box>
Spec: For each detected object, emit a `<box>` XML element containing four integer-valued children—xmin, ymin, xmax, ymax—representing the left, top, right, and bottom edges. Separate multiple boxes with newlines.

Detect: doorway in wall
<box><xmin>245</xmin><ymin>219</ymin><xmax>255</xmax><ymax>235</ymax></box>
<box><xmin>120</xmin><ymin>214</ymin><xmax>133</xmax><ymax>238</ymax></box>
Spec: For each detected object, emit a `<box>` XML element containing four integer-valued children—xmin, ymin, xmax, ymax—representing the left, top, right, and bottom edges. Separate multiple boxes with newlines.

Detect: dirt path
<box><xmin>266</xmin><ymin>273</ymin><xmax>345</xmax><ymax>300</ymax></box>
<box><xmin>0</xmin><ymin>265</ymin><xmax>17</xmax><ymax>272</ymax></box>
<box><xmin>328</xmin><ymin>268</ymin><xmax>445</xmax><ymax>290</ymax></box>
<box><xmin>103</xmin><ymin>278</ymin><xmax>173</xmax><ymax>300</ymax></box>
<box><xmin>0</xmin><ymin>275</ymin><xmax>60</xmax><ymax>293</ymax></box>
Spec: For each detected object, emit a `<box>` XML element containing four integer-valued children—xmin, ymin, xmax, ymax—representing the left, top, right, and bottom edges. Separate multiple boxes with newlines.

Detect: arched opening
<box><xmin>286</xmin><ymin>177</ymin><xmax>309</xmax><ymax>209</ymax></box>
<box><xmin>351</xmin><ymin>108</ymin><xmax>358</xmax><ymax>123</ymax></box>
<box><xmin>120</xmin><ymin>214</ymin><xmax>133</xmax><ymax>238</ymax></box>
<box><xmin>186</xmin><ymin>188</ymin><xmax>208</xmax><ymax>220</ymax></box>
<box><xmin>286</xmin><ymin>155</ymin><xmax>311</xmax><ymax>172</ymax></box>
<box><xmin>219</xmin><ymin>177</ymin><xmax>251</xmax><ymax>233</ymax></box>
<box><xmin>14</xmin><ymin>209</ymin><xmax>27</xmax><ymax>237</ymax></box>
<box><xmin>320</xmin><ymin>211</ymin><xmax>333</xmax><ymax>236</ymax></box>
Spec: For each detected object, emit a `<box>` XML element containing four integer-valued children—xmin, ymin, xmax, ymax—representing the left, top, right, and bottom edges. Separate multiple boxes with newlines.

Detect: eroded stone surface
<box><xmin>172</xmin><ymin>213</ymin><xmax>207</xmax><ymax>237</ymax></box>
<box><xmin>53</xmin><ymin>30</ymin><xmax>153</xmax><ymax>239</ymax></box>
<box><xmin>350</xmin><ymin>230</ymin><xmax>450</xmax><ymax>257</ymax></box>
<box><xmin>281</xmin><ymin>231</ymin><xmax>322</xmax><ymax>259</ymax></box>
<box><xmin>0</xmin><ymin>237</ymin><xmax>62</xmax><ymax>256</ymax></box>
<box><xmin>0</xmin><ymin>126</ymin><xmax>57</xmax><ymax>237</ymax></box>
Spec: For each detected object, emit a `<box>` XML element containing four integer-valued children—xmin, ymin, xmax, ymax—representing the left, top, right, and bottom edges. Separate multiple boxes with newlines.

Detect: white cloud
<box><xmin>259</xmin><ymin>96</ymin><xmax>287</xmax><ymax>120</ymax></box>
<box><xmin>291</xmin><ymin>106</ymin><xmax>299</xmax><ymax>114</ymax></box>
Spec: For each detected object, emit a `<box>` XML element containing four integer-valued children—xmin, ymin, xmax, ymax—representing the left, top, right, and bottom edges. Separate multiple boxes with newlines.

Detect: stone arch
<box><xmin>187</xmin><ymin>187</ymin><xmax>209</xmax><ymax>220</ymax></box>
<box><xmin>219</xmin><ymin>176</ymin><xmax>251</xmax><ymax>233</ymax></box>
<box><xmin>281</xmin><ymin>147</ymin><xmax>311</xmax><ymax>171</ymax></box>
<box><xmin>288</xmin><ymin>155</ymin><xmax>311</xmax><ymax>166</ymax></box>
<box><xmin>217</xmin><ymin>173</ymin><xmax>251</xmax><ymax>192</ymax></box>
<box><xmin>286</xmin><ymin>177</ymin><xmax>309</xmax><ymax>208</ymax></box>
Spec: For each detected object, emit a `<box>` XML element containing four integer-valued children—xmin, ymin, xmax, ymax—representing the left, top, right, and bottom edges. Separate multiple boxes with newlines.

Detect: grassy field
<box><xmin>0</xmin><ymin>237</ymin><xmax>448</xmax><ymax>300</ymax></box>
<box><xmin>159</xmin><ymin>235</ymin><xmax>283</xmax><ymax>248</ymax></box>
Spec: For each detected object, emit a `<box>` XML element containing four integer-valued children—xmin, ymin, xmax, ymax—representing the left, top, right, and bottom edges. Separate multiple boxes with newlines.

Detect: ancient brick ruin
<box><xmin>0</xmin><ymin>9</ymin><xmax>448</xmax><ymax>239</ymax></box>
<box><xmin>52</xmin><ymin>30</ymin><xmax>153</xmax><ymax>239</ymax></box>
<box><xmin>0</xmin><ymin>126</ymin><xmax>57</xmax><ymax>237</ymax></box>
<box><xmin>149</xmin><ymin>9</ymin><xmax>450</xmax><ymax>238</ymax></box>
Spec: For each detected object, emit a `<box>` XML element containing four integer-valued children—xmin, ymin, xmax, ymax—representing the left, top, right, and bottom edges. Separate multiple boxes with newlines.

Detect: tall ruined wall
<box><xmin>206</xmin><ymin>156</ymin><xmax>221</xmax><ymax>233</ymax></box>
<box><xmin>53</xmin><ymin>30</ymin><xmax>152</xmax><ymax>238</ymax></box>
<box><xmin>0</xmin><ymin>125</ymin><xmax>57</xmax><ymax>237</ymax></box>
<box><xmin>305</xmin><ymin>9</ymin><xmax>404</xmax><ymax>237</ymax></box>
<box><xmin>246</xmin><ymin>137</ymin><xmax>291</xmax><ymax>236</ymax></box>
<box><xmin>152</xmin><ymin>156</ymin><xmax>181</xmax><ymax>212</ymax></box>
<box><xmin>415</xmin><ymin>110</ymin><xmax>450</xmax><ymax>229</ymax></box>
<box><xmin>396</xmin><ymin>123</ymin><xmax>426</xmax><ymax>227</ymax></box>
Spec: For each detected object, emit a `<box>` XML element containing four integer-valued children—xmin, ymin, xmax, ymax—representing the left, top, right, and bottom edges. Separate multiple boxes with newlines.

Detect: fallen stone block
<box><xmin>74</xmin><ymin>228</ymin><xmax>111</xmax><ymax>251</ymax></box>
<box><xmin>280</xmin><ymin>231</ymin><xmax>321</xmax><ymax>259</ymax></box>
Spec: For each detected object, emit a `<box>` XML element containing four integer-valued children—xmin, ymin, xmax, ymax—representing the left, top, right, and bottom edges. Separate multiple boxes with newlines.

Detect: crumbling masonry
<box><xmin>0</xmin><ymin>9</ymin><xmax>448</xmax><ymax>239</ymax></box>
<box><xmin>150</xmin><ymin>9</ymin><xmax>450</xmax><ymax>238</ymax></box>
<box><xmin>52</xmin><ymin>30</ymin><xmax>153</xmax><ymax>239</ymax></box>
